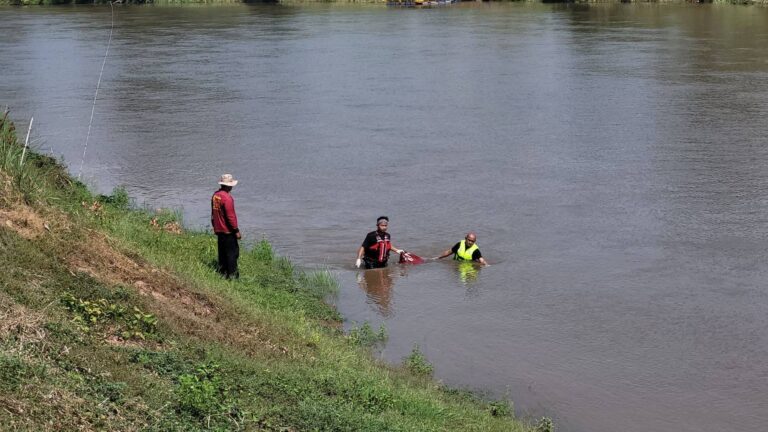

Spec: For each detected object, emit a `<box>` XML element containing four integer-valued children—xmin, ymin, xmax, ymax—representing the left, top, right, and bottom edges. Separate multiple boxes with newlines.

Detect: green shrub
<box><xmin>101</xmin><ymin>186</ymin><xmax>131</xmax><ymax>210</ymax></box>
<box><xmin>403</xmin><ymin>345</ymin><xmax>433</xmax><ymax>376</ymax></box>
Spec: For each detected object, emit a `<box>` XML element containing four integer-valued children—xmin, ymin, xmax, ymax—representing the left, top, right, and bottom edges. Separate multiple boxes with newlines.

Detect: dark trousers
<box><xmin>217</xmin><ymin>233</ymin><xmax>240</xmax><ymax>279</ymax></box>
<box><xmin>363</xmin><ymin>257</ymin><xmax>388</xmax><ymax>269</ymax></box>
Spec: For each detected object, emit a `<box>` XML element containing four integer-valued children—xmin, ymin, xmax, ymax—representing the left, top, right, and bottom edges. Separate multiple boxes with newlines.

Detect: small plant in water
<box><xmin>489</xmin><ymin>400</ymin><xmax>512</xmax><ymax>418</ymax></box>
<box><xmin>403</xmin><ymin>344</ymin><xmax>433</xmax><ymax>376</ymax></box>
<box><xmin>348</xmin><ymin>322</ymin><xmax>388</xmax><ymax>347</ymax></box>
<box><xmin>535</xmin><ymin>416</ymin><xmax>554</xmax><ymax>432</ymax></box>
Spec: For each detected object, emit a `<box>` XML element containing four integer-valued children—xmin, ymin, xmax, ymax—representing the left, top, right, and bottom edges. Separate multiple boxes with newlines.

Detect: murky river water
<box><xmin>3</xmin><ymin>3</ymin><xmax>768</xmax><ymax>431</ymax></box>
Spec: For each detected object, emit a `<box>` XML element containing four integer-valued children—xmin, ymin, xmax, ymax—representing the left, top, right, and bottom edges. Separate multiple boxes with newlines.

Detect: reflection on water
<box><xmin>455</xmin><ymin>261</ymin><xmax>480</xmax><ymax>286</ymax></box>
<box><xmin>356</xmin><ymin>261</ymin><xmax>485</xmax><ymax>314</ymax></box>
<box><xmin>356</xmin><ymin>266</ymin><xmax>404</xmax><ymax>317</ymax></box>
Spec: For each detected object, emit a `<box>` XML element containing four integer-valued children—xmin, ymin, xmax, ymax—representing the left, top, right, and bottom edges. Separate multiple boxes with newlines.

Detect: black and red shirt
<box><xmin>362</xmin><ymin>230</ymin><xmax>391</xmax><ymax>263</ymax></box>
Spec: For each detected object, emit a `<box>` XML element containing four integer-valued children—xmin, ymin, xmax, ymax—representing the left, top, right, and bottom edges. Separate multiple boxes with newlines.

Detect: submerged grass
<box><xmin>0</xmin><ymin>111</ymin><xmax>540</xmax><ymax>430</ymax></box>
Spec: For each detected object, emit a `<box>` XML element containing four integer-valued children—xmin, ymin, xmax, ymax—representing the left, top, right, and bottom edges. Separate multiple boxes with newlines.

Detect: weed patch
<box><xmin>0</xmin><ymin>354</ymin><xmax>45</xmax><ymax>391</ymax></box>
<box><xmin>62</xmin><ymin>293</ymin><xmax>158</xmax><ymax>341</ymax></box>
<box><xmin>175</xmin><ymin>361</ymin><xmax>240</xmax><ymax>428</ymax></box>
<box><xmin>130</xmin><ymin>349</ymin><xmax>189</xmax><ymax>376</ymax></box>
<box><xmin>348</xmin><ymin>321</ymin><xmax>388</xmax><ymax>347</ymax></box>
<box><xmin>403</xmin><ymin>344</ymin><xmax>434</xmax><ymax>376</ymax></box>
<box><xmin>252</xmin><ymin>237</ymin><xmax>274</xmax><ymax>262</ymax></box>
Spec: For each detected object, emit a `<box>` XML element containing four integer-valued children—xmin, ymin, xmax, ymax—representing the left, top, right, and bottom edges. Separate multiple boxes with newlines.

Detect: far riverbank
<box><xmin>3</xmin><ymin>0</ymin><xmax>768</xmax><ymax>6</ymax></box>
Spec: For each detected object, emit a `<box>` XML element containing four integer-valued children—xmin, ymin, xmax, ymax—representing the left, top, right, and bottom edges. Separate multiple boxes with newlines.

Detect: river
<box><xmin>2</xmin><ymin>3</ymin><xmax>768</xmax><ymax>431</ymax></box>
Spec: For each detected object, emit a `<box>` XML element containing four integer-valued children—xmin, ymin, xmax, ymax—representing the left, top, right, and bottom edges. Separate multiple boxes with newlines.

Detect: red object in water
<box><xmin>399</xmin><ymin>251</ymin><xmax>425</xmax><ymax>265</ymax></box>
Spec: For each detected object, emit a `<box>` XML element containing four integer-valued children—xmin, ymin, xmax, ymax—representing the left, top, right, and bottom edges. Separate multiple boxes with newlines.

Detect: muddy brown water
<box><xmin>3</xmin><ymin>3</ymin><xmax>768</xmax><ymax>431</ymax></box>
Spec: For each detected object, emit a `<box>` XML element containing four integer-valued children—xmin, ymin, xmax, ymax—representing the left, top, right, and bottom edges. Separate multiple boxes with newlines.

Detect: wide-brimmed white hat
<box><xmin>218</xmin><ymin>174</ymin><xmax>238</xmax><ymax>187</ymax></box>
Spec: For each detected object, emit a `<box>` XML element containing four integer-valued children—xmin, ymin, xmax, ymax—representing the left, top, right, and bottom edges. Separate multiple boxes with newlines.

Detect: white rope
<box><xmin>20</xmin><ymin>117</ymin><xmax>33</xmax><ymax>167</ymax></box>
<box><xmin>78</xmin><ymin>1</ymin><xmax>115</xmax><ymax>180</ymax></box>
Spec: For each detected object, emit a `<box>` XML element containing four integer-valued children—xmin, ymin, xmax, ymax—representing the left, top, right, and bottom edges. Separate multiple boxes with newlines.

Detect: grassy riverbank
<box><xmin>0</xmin><ymin>112</ymin><xmax>544</xmax><ymax>431</ymax></box>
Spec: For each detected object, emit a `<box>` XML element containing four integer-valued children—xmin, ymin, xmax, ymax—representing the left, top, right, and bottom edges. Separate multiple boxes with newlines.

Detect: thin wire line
<box><xmin>78</xmin><ymin>1</ymin><xmax>114</xmax><ymax>180</ymax></box>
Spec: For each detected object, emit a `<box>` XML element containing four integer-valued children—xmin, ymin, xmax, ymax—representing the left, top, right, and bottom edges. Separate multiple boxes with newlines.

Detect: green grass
<box><xmin>0</xmin><ymin>111</ymin><xmax>540</xmax><ymax>431</ymax></box>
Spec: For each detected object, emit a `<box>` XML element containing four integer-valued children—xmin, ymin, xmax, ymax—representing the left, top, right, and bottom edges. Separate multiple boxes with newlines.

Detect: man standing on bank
<box><xmin>434</xmin><ymin>232</ymin><xmax>488</xmax><ymax>266</ymax></box>
<box><xmin>212</xmin><ymin>174</ymin><xmax>241</xmax><ymax>279</ymax></box>
<box><xmin>356</xmin><ymin>216</ymin><xmax>406</xmax><ymax>269</ymax></box>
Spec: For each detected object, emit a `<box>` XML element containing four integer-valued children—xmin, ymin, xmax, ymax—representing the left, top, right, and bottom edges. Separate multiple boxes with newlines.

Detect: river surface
<box><xmin>3</xmin><ymin>3</ymin><xmax>768</xmax><ymax>431</ymax></box>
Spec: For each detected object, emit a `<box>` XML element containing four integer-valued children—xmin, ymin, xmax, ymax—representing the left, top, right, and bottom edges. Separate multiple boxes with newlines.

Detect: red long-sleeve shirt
<box><xmin>211</xmin><ymin>190</ymin><xmax>238</xmax><ymax>234</ymax></box>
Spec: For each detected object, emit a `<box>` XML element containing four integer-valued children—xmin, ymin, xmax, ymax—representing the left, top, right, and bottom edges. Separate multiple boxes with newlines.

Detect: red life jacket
<box><xmin>367</xmin><ymin>232</ymin><xmax>391</xmax><ymax>263</ymax></box>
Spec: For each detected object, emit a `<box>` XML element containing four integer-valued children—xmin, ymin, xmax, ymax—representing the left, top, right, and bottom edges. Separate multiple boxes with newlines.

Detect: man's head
<box><xmin>376</xmin><ymin>216</ymin><xmax>389</xmax><ymax>232</ymax></box>
<box><xmin>218</xmin><ymin>174</ymin><xmax>238</xmax><ymax>191</ymax></box>
<box><xmin>465</xmin><ymin>232</ymin><xmax>477</xmax><ymax>245</ymax></box>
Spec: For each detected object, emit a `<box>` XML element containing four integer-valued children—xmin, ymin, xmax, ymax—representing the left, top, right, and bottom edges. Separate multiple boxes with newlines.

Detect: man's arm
<box><xmin>473</xmin><ymin>249</ymin><xmax>487</xmax><ymax>266</ymax></box>
<box><xmin>434</xmin><ymin>243</ymin><xmax>459</xmax><ymax>260</ymax></box>
<box><xmin>390</xmin><ymin>243</ymin><xmax>404</xmax><ymax>254</ymax></box>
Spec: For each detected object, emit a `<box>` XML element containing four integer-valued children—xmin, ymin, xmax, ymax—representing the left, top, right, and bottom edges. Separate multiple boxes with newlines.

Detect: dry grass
<box><xmin>0</xmin><ymin>173</ymin><xmax>48</xmax><ymax>240</ymax></box>
<box><xmin>0</xmin><ymin>293</ymin><xmax>45</xmax><ymax>344</ymax></box>
<box><xmin>0</xmin><ymin>171</ymin><xmax>71</xmax><ymax>242</ymax></box>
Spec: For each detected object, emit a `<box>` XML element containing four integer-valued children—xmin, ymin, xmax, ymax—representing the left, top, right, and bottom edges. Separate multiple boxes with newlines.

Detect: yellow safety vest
<box><xmin>454</xmin><ymin>240</ymin><xmax>479</xmax><ymax>261</ymax></box>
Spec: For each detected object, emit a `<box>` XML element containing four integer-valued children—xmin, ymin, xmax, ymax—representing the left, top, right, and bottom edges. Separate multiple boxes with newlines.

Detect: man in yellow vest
<box><xmin>434</xmin><ymin>232</ymin><xmax>488</xmax><ymax>266</ymax></box>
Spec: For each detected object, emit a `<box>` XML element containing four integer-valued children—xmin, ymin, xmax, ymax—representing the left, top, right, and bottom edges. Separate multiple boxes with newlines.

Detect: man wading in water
<box><xmin>434</xmin><ymin>232</ymin><xmax>488</xmax><ymax>266</ymax></box>
<box><xmin>211</xmin><ymin>174</ymin><xmax>241</xmax><ymax>279</ymax></box>
<box><xmin>356</xmin><ymin>216</ymin><xmax>406</xmax><ymax>269</ymax></box>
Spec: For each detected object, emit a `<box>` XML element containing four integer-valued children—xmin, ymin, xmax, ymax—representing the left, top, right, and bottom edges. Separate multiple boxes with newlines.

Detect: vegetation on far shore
<box><xmin>0</xmin><ymin>111</ymin><xmax>548</xmax><ymax>430</ymax></box>
<box><xmin>3</xmin><ymin>0</ymin><xmax>768</xmax><ymax>6</ymax></box>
